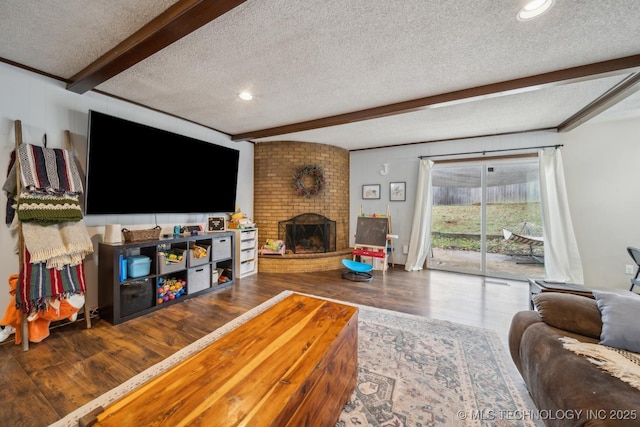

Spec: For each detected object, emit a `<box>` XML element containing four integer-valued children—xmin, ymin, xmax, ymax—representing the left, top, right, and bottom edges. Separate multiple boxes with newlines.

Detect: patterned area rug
<box><xmin>336</xmin><ymin>302</ymin><xmax>537</xmax><ymax>427</ymax></box>
<box><xmin>53</xmin><ymin>291</ymin><xmax>537</xmax><ymax>427</ymax></box>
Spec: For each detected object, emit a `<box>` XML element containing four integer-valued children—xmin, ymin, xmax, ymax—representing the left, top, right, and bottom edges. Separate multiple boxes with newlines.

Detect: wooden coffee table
<box><xmin>80</xmin><ymin>293</ymin><xmax>358</xmax><ymax>426</ymax></box>
<box><xmin>528</xmin><ymin>279</ymin><xmax>593</xmax><ymax>309</ymax></box>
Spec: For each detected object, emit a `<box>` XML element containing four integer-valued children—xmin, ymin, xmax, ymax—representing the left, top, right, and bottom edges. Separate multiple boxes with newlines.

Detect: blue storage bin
<box><xmin>127</xmin><ymin>255</ymin><xmax>151</xmax><ymax>278</ymax></box>
<box><xmin>119</xmin><ymin>254</ymin><xmax>127</xmax><ymax>282</ymax></box>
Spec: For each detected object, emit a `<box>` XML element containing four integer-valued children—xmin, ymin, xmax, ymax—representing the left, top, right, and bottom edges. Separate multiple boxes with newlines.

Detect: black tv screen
<box><xmin>85</xmin><ymin>110</ymin><xmax>239</xmax><ymax>215</ymax></box>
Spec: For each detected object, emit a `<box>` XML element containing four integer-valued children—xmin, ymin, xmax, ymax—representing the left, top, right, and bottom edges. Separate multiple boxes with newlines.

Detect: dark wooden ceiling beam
<box><xmin>66</xmin><ymin>0</ymin><xmax>247</xmax><ymax>94</ymax></box>
<box><xmin>558</xmin><ymin>72</ymin><xmax>640</xmax><ymax>132</ymax></box>
<box><xmin>231</xmin><ymin>54</ymin><xmax>640</xmax><ymax>141</ymax></box>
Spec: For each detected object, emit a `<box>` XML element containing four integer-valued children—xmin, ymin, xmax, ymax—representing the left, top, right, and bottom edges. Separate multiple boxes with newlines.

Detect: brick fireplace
<box><xmin>254</xmin><ymin>141</ymin><xmax>351</xmax><ymax>273</ymax></box>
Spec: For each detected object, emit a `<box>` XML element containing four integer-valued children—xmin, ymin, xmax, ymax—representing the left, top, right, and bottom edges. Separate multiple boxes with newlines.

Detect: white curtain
<box><xmin>405</xmin><ymin>159</ymin><xmax>434</xmax><ymax>271</ymax></box>
<box><xmin>539</xmin><ymin>148</ymin><xmax>584</xmax><ymax>283</ymax></box>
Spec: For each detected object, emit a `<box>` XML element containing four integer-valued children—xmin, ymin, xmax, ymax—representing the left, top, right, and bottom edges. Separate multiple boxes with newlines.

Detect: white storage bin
<box><xmin>242</xmin><ymin>230</ymin><xmax>257</xmax><ymax>240</ymax></box>
<box><xmin>240</xmin><ymin>249</ymin><xmax>255</xmax><ymax>262</ymax></box>
<box><xmin>240</xmin><ymin>260</ymin><xmax>256</xmax><ymax>275</ymax></box>
<box><xmin>240</xmin><ymin>239</ymin><xmax>255</xmax><ymax>250</ymax></box>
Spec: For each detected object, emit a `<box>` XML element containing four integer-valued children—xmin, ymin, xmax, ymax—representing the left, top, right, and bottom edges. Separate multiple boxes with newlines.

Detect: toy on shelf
<box><xmin>227</xmin><ymin>206</ymin><xmax>255</xmax><ymax>229</ymax></box>
<box><xmin>191</xmin><ymin>244</ymin><xmax>207</xmax><ymax>259</ymax></box>
<box><xmin>156</xmin><ymin>277</ymin><xmax>186</xmax><ymax>304</ymax></box>
<box><xmin>159</xmin><ymin>250</ymin><xmax>184</xmax><ymax>264</ymax></box>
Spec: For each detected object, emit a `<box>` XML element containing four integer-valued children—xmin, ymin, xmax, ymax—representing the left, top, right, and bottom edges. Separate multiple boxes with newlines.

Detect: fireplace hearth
<box><xmin>279</xmin><ymin>213</ymin><xmax>336</xmax><ymax>254</ymax></box>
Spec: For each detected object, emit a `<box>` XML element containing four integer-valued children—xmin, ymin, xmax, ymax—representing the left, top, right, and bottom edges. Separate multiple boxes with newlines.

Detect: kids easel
<box><xmin>352</xmin><ymin>206</ymin><xmax>396</xmax><ymax>274</ymax></box>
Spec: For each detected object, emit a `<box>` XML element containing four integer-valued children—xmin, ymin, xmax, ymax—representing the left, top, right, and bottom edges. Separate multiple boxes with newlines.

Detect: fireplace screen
<box><xmin>279</xmin><ymin>213</ymin><xmax>336</xmax><ymax>254</ymax></box>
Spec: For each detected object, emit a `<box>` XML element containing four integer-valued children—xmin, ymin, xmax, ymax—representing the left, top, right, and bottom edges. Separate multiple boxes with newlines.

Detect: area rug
<box><xmin>334</xmin><ymin>299</ymin><xmax>538</xmax><ymax>427</ymax></box>
<box><xmin>52</xmin><ymin>291</ymin><xmax>537</xmax><ymax>427</ymax></box>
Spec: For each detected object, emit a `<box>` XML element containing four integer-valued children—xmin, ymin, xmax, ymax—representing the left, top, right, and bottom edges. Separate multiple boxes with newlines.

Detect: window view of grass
<box><xmin>431</xmin><ymin>202</ymin><xmax>543</xmax><ymax>256</ymax></box>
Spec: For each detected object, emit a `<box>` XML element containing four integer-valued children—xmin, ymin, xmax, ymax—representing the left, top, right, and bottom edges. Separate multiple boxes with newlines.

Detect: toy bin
<box><xmin>127</xmin><ymin>255</ymin><xmax>151</xmax><ymax>278</ymax></box>
<box><xmin>120</xmin><ymin>279</ymin><xmax>154</xmax><ymax>317</ymax></box>
<box><xmin>188</xmin><ymin>244</ymin><xmax>210</xmax><ymax>267</ymax></box>
<box><xmin>158</xmin><ymin>248</ymin><xmax>186</xmax><ymax>274</ymax></box>
<box><xmin>187</xmin><ymin>265</ymin><xmax>211</xmax><ymax>294</ymax></box>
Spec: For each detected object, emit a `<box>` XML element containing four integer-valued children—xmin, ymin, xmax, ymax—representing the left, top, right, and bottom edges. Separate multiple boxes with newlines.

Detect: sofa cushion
<box><xmin>593</xmin><ymin>291</ymin><xmax>640</xmax><ymax>353</ymax></box>
<box><xmin>533</xmin><ymin>292</ymin><xmax>602</xmax><ymax>339</ymax></box>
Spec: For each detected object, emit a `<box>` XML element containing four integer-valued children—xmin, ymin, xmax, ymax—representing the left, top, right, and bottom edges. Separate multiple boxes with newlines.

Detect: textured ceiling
<box><xmin>1</xmin><ymin>0</ymin><xmax>640</xmax><ymax>150</ymax></box>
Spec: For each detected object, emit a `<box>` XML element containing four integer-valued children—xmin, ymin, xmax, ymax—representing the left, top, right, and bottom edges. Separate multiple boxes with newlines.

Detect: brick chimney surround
<box><xmin>254</xmin><ymin>141</ymin><xmax>352</xmax><ymax>273</ymax></box>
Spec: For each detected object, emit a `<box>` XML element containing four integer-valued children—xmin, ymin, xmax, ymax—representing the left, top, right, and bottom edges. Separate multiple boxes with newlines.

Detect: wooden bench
<box><xmin>80</xmin><ymin>293</ymin><xmax>358</xmax><ymax>426</ymax></box>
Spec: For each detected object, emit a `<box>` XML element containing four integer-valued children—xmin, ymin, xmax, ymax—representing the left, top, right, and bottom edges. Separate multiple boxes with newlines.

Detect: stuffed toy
<box><xmin>1</xmin><ymin>273</ymin><xmax>84</xmax><ymax>344</ymax></box>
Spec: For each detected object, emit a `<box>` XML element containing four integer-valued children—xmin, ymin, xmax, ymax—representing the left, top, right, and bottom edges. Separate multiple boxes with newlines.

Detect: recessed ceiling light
<box><xmin>238</xmin><ymin>91</ymin><xmax>253</xmax><ymax>101</ymax></box>
<box><xmin>517</xmin><ymin>0</ymin><xmax>554</xmax><ymax>21</ymax></box>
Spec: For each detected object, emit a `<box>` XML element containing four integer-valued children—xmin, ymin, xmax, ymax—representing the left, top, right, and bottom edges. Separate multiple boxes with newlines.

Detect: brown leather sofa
<box><xmin>509</xmin><ymin>292</ymin><xmax>640</xmax><ymax>426</ymax></box>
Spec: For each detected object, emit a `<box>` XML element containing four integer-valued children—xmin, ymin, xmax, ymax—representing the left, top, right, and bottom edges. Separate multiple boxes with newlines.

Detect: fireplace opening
<box><xmin>279</xmin><ymin>213</ymin><xmax>336</xmax><ymax>254</ymax></box>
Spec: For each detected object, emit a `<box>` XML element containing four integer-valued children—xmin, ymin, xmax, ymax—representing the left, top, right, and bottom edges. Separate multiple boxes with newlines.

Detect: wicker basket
<box><xmin>122</xmin><ymin>226</ymin><xmax>162</xmax><ymax>243</ymax></box>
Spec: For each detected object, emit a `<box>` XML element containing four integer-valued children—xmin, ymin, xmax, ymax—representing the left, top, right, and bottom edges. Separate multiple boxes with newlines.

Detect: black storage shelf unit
<box><xmin>98</xmin><ymin>232</ymin><xmax>235</xmax><ymax>325</ymax></box>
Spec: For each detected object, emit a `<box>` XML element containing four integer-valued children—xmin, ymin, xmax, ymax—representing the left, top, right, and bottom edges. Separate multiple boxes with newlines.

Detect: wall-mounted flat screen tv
<box><xmin>85</xmin><ymin>110</ymin><xmax>239</xmax><ymax>215</ymax></box>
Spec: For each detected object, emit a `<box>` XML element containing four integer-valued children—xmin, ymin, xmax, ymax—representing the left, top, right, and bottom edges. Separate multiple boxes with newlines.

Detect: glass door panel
<box><xmin>429</xmin><ymin>164</ymin><xmax>483</xmax><ymax>274</ymax></box>
<box><xmin>485</xmin><ymin>159</ymin><xmax>544</xmax><ymax>278</ymax></box>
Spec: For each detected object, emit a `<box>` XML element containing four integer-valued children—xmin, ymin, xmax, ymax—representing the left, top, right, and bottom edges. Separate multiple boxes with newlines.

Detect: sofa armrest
<box><xmin>508</xmin><ymin>310</ymin><xmax>542</xmax><ymax>375</ymax></box>
<box><xmin>533</xmin><ymin>292</ymin><xmax>602</xmax><ymax>339</ymax></box>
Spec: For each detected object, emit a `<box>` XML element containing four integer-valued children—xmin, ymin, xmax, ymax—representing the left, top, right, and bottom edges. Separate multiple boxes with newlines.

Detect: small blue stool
<box><xmin>342</xmin><ymin>259</ymin><xmax>373</xmax><ymax>282</ymax></box>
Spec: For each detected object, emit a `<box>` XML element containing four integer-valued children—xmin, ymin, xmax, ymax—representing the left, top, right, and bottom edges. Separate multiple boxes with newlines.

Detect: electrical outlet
<box><xmin>626</xmin><ymin>264</ymin><xmax>635</xmax><ymax>275</ymax></box>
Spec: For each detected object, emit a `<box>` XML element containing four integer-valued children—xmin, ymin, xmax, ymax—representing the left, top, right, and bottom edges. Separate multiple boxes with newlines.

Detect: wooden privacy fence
<box><xmin>433</xmin><ymin>182</ymin><xmax>540</xmax><ymax>205</ymax></box>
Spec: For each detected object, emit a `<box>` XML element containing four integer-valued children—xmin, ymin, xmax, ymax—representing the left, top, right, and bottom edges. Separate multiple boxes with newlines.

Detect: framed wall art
<box><xmin>390</xmin><ymin>182</ymin><xmax>406</xmax><ymax>201</ymax></box>
<box><xmin>207</xmin><ymin>216</ymin><xmax>226</xmax><ymax>231</ymax></box>
<box><xmin>362</xmin><ymin>184</ymin><xmax>381</xmax><ymax>200</ymax></box>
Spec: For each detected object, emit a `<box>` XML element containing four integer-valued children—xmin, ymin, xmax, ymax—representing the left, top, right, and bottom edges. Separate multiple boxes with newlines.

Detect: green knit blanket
<box><xmin>16</xmin><ymin>191</ymin><xmax>83</xmax><ymax>225</ymax></box>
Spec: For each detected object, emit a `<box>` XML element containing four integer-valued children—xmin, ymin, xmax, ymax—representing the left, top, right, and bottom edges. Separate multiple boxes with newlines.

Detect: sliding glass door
<box><xmin>428</xmin><ymin>158</ymin><xmax>544</xmax><ymax>279</ymax></box>
<box><xmin>429</xmin><ymin>164</ymin><xmax>483</xmax><ymax>273</ymax></box>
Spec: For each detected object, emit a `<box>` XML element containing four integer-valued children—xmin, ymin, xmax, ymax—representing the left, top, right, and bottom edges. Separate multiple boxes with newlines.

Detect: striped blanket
<box><xmin>17</xmin><ymin>246</ymin><xmax>87</xmax><ymax>313</ymax></box>
<box><xmin>18</xmin><ymin>143</ymin><xmax>83</xmax><ymax>195</ymax></box>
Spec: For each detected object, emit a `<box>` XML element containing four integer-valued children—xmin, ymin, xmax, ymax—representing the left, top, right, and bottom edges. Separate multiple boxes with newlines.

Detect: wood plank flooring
<box><xmin>0</xmin><ymin>267</ymin><xmax>531</xmax><ymax>427</ymax></box>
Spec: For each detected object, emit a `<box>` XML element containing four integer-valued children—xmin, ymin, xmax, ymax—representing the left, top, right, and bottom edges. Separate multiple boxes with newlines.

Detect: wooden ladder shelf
<box><xmin>13</xmin><ymin>120</ymin><xmax>91</xmax><ymax>351</ymax></box>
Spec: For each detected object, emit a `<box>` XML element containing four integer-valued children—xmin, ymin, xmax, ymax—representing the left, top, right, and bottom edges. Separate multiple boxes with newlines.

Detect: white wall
<box><xmin>0</xmin><ymin>63</ymin><xmax>254</xmax><ymax>312</ymax></box>
<box><xmin>560</xmin><ymin>116</ymin><xmax>640</xmax><ymax>289</ymax></box>
<box><xmin>349</xmin><ymin>131</ymin><xmax>557</xmax><ymax>266</ymax></box>
<box><xmin>350</xmin><ymin>115</ymin><xmax>640</xmax><ymax>291</ymax></box>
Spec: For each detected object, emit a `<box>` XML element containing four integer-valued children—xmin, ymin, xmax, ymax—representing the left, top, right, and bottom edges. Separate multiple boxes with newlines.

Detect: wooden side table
<box><xmin>528</xmin><ymin>279</ymin><xmax>593</xmax><ymax>309</ymax></box>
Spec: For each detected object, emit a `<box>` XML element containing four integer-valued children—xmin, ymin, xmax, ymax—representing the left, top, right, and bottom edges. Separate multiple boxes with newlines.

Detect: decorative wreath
<box><xmin>293</xmin><ymin>164</ymin><xmax>325</xmax><ymax>198</ymax></box>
